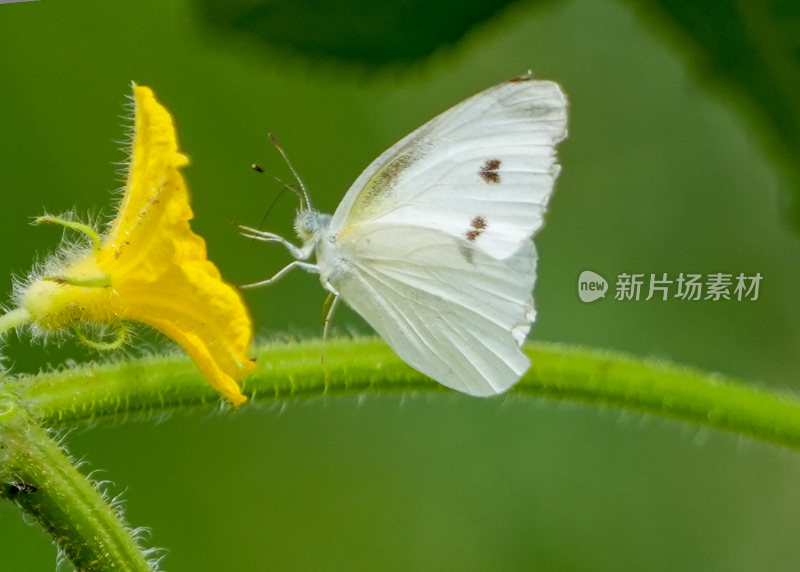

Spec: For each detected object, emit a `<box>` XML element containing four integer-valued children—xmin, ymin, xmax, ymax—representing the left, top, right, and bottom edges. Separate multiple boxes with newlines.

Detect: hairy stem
<box><xmin>6</xmin><ymin>339</ymin><xmax>800</xmax><ymax>450</ymax></box>
<box><xmin>0</xmin><ymin>396</ymin><xmax>153</xmax><ymax>571</ymax></box>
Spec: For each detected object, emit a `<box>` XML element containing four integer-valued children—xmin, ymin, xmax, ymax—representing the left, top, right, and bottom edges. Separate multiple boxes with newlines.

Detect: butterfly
<box><xmin>243</xmin><ymin>75</ymin><xmax>568</xmax><ymax>396</ymax></box>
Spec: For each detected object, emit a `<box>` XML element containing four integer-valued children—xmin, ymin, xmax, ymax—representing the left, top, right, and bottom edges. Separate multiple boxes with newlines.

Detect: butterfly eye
<box><xmin>293</xmin><ymin>210</ymin><xmax>320</xmax><ymax>242</ymax></box>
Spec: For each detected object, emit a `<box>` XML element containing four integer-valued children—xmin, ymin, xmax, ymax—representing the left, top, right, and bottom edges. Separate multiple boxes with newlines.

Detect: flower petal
<box><xmin>115</xmin><ymin>261</ymin><xmax>255</xmax><ymax>384</ymax></box>
<box><xmin>142</xmin><ymin>314</ymin><xmax>249</xmax><ymax>406</ymax></box>
<box><xmin>99</xmin><ymin>85</ymin><xmax>199</xmax><ymax>280</ymax></box>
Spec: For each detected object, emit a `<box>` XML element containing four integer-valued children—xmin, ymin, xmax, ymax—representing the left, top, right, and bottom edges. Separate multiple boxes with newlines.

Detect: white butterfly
<box><xmin>243</xmin><ymin>76</ymin><xmax>568</xmax><ymax>396</ymax></box>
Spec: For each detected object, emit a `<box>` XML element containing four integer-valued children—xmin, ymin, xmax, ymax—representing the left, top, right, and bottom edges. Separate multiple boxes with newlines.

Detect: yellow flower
<box><xmin>17</xmin><ymin>85</ymin><xmax>254</xmax><ymax>405</ymax></box>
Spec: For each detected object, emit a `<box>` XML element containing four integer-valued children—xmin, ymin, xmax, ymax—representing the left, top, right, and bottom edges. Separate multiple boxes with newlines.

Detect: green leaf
<box><xmin>638</xmin><ymin>0</ymin><xmax>800</xmax><ymax>229</ymax></box>
<box><xmin>193</xmin><ymin>0</ymin><xmax>521</xmax><ymax>65</ymax></box>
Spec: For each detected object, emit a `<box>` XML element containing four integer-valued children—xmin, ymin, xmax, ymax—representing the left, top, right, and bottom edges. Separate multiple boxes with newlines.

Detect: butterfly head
<box><xmin>294</xmin><ymin>209</ymin><xmax>331</xmax><ymax>246</ymax></box>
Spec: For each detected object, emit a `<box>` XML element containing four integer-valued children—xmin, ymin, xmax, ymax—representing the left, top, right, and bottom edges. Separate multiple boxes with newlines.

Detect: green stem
<box><xmin>0</xmin><ymin>396</ymin><xmax>153</xmax><ymax>571</ymax></box>
<box><xmin>7</xmin><ymin>339</ymin><xmax>800</xmax><ymax>450</ymax></box>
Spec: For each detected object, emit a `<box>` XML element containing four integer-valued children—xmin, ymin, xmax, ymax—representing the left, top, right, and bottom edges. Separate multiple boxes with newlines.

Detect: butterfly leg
<box><xmin>239</xmin><ymin>225</ymin><xmax>308</xmax><ymax>260</ymax></box>
<box><xmin>241</xmin><ymin>261</ymin><xmax>319</xmax><ymax>289</ymax></box>
<box><xmin>321</xmin><ymin>292</ymin><xmax>340</xmax><ymax>342</ymax></box>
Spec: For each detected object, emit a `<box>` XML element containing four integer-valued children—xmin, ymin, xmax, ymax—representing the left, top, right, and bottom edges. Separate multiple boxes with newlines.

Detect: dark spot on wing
<box><xmin>509</xmin><ymin>74</ymin><xmax>533</xmax><ymax>83</ymax></box>
<box><xmin>466</xmin><ymin>216</ymin><xmax>487</xmax><ymax>242</ymax></box>
<box><xmin>471</xmin><ymin>216</ymin><xmax>487</xmax><ymax>230</ymax></box>
<box><xmin>479</xmin><ymin>159</ymin><xmax>501</xmax><ymax>183</ymax></box>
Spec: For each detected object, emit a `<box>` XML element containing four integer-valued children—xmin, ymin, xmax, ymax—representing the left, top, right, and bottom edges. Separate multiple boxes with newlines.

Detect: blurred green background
<box><xmin>2</xmin><ymin>0</ymin><xmax>800</xmax><ymax>569</ymax></box>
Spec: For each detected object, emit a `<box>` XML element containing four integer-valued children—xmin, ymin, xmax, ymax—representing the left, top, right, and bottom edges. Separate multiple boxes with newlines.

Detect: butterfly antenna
<box><xmin>250</xmin><ymin>163</ymin><xmax>300</xmax><ymax>231</ymax></box>
<box><xmin>269</xmin><ymin>132</ymin><xmax>311</xmax><ymax>210</ymax></box>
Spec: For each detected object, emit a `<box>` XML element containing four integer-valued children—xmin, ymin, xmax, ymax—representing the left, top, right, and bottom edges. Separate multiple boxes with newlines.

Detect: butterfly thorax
<box><xmin>293</xmin><ymin>208</ymin><xmax>349</xmax><ymax>294</ymax></box>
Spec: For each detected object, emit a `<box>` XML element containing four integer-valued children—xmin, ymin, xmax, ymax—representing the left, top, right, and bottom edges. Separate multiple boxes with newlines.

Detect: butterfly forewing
<box><xmin>329</xmin><ymin>78</ymin><xmax>567</xmax><ymax>261</ymax></box>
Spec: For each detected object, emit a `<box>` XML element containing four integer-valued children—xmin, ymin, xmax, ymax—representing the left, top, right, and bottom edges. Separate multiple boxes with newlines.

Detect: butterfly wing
<box><xmin>321</xmin><ymin>224</ymin><xmax>536</xmax><ymax>396</ymax></box>
<box><xmin>328</xmin><ymin>77</ymin><xmax>567</xmax><ymax>260</ymax></box>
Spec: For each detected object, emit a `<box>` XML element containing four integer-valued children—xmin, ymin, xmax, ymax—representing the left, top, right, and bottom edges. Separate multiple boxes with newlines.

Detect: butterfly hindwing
<box><xmin>322</xmin><ymin>223</ymin><xmax>536</xmax><ymax>396</ymax></box>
